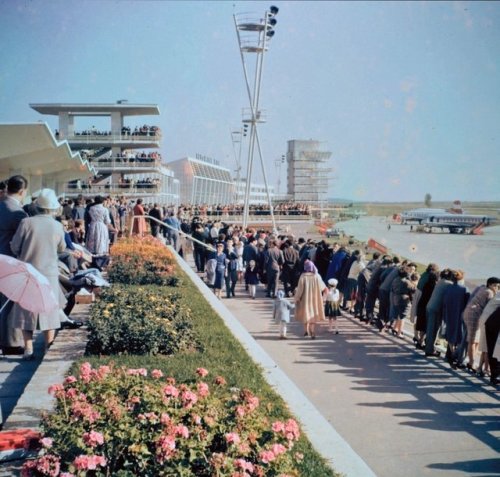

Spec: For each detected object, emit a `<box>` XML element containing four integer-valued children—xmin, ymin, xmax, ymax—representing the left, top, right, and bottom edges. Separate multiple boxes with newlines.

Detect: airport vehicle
<box><xmin>325</xmin><ymin>228</ymin><xmax>343</xmax><ymax>238</ymax></box>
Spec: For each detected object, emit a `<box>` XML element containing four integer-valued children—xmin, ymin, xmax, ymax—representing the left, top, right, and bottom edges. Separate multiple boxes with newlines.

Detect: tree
<box><xmin>424</xmin><ymin>193</ymin><xmax>432</xmax><ymax>207</ymax></box>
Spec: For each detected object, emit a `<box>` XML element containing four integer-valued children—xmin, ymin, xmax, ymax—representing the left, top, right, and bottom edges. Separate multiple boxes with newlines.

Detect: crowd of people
<box><xmin>1</xmin><ymin>182</ymin><xmax>498</xmax><ymax>386</ymax></box>
<box><xmin>0</xmin><ymin>176</ymin><xmax>110</xmax><ymax>361</ymax></box>
<box><xmin>169</xmin><ymin>215</ymin><xmax>500</xmax><ymax>386</ymax></box>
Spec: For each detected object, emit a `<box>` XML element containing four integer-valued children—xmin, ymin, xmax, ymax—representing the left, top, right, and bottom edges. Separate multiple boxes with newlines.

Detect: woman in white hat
<box><xmin>10</xmin><ymin>188</ymin><xmax>66</xmax><ymax>360</ymax></box>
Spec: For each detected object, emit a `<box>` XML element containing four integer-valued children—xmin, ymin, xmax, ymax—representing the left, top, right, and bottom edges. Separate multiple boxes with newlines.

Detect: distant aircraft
<box><xmin>421</xmin><ymin>214</ymin><xmax>492</xmax><ymax>234</ymax></box>
<box><xmin>400</xmin><ymin>208</ymin><xmax>447</xmax><ymax>224</ymax></box>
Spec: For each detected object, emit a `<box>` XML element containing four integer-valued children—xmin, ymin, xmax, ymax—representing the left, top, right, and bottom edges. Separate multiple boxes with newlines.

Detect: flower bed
<box><xmin>107</xmin><ymin>236</ymin><xmax>179</xmax><ymax>286</ymax></box>
<box><xmin>22</xmin><ymin>237</ymin><xmax>337</xmax><ymax>476</ymax></box>
<box><xmin>23</xmin><ymin>364</ymin><xmax>303</xmax><ymax>477</ymax></box>
<box><xmin>86</xmin><ymin>285</ymin><xmax>198</xmax><ymax>356</ymax></box>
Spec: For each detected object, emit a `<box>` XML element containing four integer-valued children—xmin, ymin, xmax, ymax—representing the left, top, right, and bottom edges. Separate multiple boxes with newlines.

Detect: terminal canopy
<box><xmin>0</xmin><ymin>123</ymin><xmax>95</xmax><ymax>192</ymax></box>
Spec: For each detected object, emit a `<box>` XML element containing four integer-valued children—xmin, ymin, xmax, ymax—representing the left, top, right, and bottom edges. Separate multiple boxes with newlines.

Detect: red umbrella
<box><xmin>0</xmin><ymin>255</ymin><xmax>58</xmax><ymax>314</ymax></box>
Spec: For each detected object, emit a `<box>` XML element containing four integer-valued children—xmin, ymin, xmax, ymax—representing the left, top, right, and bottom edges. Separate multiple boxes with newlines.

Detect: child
<box><xmin>325</xmin><ymin>278</ymin><xmax>341</xmax><ymax>334</ymax></box>
<box><xmin>244</xmin><ymin>260</ymin><xmax>260</xmax><ymax>299</ymax></box>
<box><xmin>273</xmin><ymin>290</ymin><xmax>295</xmax><ymax>339</ymax></box>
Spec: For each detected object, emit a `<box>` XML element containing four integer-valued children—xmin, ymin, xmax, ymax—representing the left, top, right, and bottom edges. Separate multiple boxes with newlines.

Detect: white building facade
<box><xmin>167</xmin><ymin>156</ymin><xmax>234</xmax><ymax>205</ymax></box>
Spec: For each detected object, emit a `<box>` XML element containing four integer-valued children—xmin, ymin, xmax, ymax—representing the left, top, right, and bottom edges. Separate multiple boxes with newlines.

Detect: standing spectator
<box><xmin>86</xmin><ymin>196</ymin><xmax>113</xmax><ymax>259</ymax></box>
<box><xmin>225</xmin><ymin>243</ymin><xmax>239</xmax><ymax>298</ymax></box>
<box><xmin>264</xmin><ymin>240</ymin><xmax>284</xmax><ymax>299</ymax></box>
<box><xmin>213</xmin><ymin>242</ymin><xmax>226</xmax><ymax>299</ymax></box>
<box><xmin>71</xmin><ymin>196</ymin><xmax>86</xmax><ymax>222</ymax></box>
<box><xmin>281</xmin><ymin>240</ymin><xmax>299</xmax><ymax>297</ymax></box>
<box><xmin>244</xmin><ymin>260</ymin><xmax>259</xmax><ymax>299</ymax></box>
<box><xmin>325</xmin><ymin>278</ymin><xmax>341</xmax><ymax>334</ymax></box>
<box><xmin>462</xmin><ymin>277</ymin><xmax>500</xmax><ymax>370</ymax></box>
<box><xmin>10</xmin><ymin>189</ymin><xmax>66</xmax><ymax>360</ymax></box>
<box><xmin>390</xmin><ymin>264</ymin><xmax>418</xmax><ymax>338</ymax></box>
<box><xmin>148</xmin><ymin>203</ymin><xmax>163</xmax><ymax>238</ymax></box>
<box><xmin>0</xmin><ymin>175</ymin><xmax>28</xmax><ymax>355</ymax></box>
<box><xmin>294</xmin><ymin>260</ymin><xmax>327</xmax><ymax>339</ymax></box>
<box><xmin>132</xmin><ymin>198</ymin><xmax>146</xmax><ymax>236</ymax></box>
<box><xmin>442</xmin><ymin>270</ymin><xmax>469</xmax><ymax>365</ymax></box>
<box><xmin>424</xmin><ymin>269</ymin><xmax>454</xmax><ymax>357</ymax></box>
<box><xmin>344</xmin><ymin>250</ymin><xmax>365</xmax><ymax>314</ymax></box>
<box><xmin>484</xmin><ymin>308</ymin><xmax>500</xmax><ymax>386</ymax></box>
<box><xmin>164</xmin><ymin>212</ymin><xmax>181</xmax><ymax>252</ymax></box>
<box><xmin>192</xmin><ymin>222</ymin><xmax>208</xmax><ymax>273</ymax></box>
<box><xmin>273</xmin><ymin>290</ymin><xmax>295</xmax><ymax>339</ymax></box>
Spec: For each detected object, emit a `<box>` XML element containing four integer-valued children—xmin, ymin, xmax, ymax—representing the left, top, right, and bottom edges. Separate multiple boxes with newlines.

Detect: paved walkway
<box><xmin>219</xmin><ymin>280</ymin><xmax>499</xmax><ymax>476</ymax></box>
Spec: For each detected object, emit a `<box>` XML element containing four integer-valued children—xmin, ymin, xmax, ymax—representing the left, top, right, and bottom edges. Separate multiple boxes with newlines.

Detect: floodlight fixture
<box><xmin>268</xmin><ymin>18</ymin><xmax>277</xmax><ymax>26</ymax></box>
<box><xmin>269</xmin><ymin>5</ymin><xmax>279</xmax><ymax>15</ymax></box>
<box><xmin>266</xmin><ymin>30</ymin><xmax>275</xmax><ymax>38</ymax></box>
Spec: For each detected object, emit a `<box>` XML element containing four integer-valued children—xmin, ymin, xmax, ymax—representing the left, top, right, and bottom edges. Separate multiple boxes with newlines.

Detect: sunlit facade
<box><xmin>287</xmin><ymin>139</ymin><xmax>332</xmax><ymax>204</ymax></box>
<box><xmin>167</xmin><ymin>156</ymin><xmax>233</xmax><ymax>205</ymax></box>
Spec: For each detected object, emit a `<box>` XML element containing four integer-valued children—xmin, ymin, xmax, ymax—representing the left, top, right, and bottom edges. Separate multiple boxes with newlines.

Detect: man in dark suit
<box><xmin>0</xmin><ymin>175</ymin><xmax>28</xmax><ymax>354</ymax></box>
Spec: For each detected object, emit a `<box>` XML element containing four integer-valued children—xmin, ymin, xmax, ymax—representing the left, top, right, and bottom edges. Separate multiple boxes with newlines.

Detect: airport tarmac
<box><xmin>330</xmin><ymin>217</ymin><xmax>500</xmax><ymax>284</ymax></box>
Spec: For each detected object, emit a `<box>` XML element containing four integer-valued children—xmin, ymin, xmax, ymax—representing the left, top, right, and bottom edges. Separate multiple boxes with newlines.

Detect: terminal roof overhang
<box><xmin>0</xmin><ymin>123</ymin><xmax>95</xmax><ymax>180</ymax></box>
<box><xmin>30</xmin><ymin>103</ymin><xmax>160</xmax><ymax>117</ymax></box>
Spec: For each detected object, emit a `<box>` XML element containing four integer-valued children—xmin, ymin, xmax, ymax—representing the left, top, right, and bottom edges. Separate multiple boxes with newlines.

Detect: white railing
<box><xmin>89</xmin><ymin>157</ymin><xmax>161</xmax><ymax>169</ymax></box>
<box><xmin>63</xmin><ymin>184</ymin><xmax>160</xmax><ymax>195</ymax></box>
<box><xmin>64</xmin><ymin>133</ymin><xmax>161</xmax><ymax>143</ymax></box>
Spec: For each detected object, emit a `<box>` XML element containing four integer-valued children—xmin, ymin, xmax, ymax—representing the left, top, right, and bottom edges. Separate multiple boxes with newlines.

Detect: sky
<box><xmin>1</xmin><ymin>0</ymin><xmax>499</xmax><ymax>202</ymax></box>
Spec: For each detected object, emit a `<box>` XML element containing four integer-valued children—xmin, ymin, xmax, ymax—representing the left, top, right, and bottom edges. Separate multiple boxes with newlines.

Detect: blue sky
<box><xmin>1</xmin><ymin>0</ymin><xmax>499</xmax><ymax>202</ymax></box>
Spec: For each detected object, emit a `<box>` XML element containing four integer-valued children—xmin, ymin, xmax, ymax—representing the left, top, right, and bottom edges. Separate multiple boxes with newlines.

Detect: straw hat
<box><xmin>35</xmin><ymin>189</ymin><xmax>60</xmax><ymax>210</ymax></box>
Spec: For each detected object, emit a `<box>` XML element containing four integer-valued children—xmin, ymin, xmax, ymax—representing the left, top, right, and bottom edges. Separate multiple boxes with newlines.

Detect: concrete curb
<box><xmin>175</xmin><ymin>250</ymin><xmax>377</xmax><ymax>477</ymax></box>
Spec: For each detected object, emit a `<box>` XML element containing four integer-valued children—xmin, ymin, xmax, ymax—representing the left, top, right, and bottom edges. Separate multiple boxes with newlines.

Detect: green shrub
<box><xmin>107</xmin><ymin>256</ymin><xmax>180</xmax><ymax>287</ymax></box>
<box><xmin>86</xmin><ymin>285</ymin><xmax>198</xmax><ymax>356</ymax></box>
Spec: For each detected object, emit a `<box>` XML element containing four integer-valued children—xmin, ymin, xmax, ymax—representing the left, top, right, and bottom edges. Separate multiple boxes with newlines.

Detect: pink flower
<box><xmin>73</xmin><ymin>454</ymin><xmax>107</xmax><ymax>470</ymax></box>
<box><xmin>40</xmin><ymin>437</ymin><xmax>53</xmax><ymax>448</ymax></box>
<box><xmin>236</xmin><ymin>405</ymin><xmax>246</xmax><ymax>417</ymax></box>
<box><xmin>156</xmin><ymin>435</ymin><xmax>177</xmax><ymax>463</ymax></box>
<box><xmin>64</xmin><ymin>376</ymin><xmax>77</xmax><ymax>385</ymax></box>
<box><xmin>83</xmin><ymin>431</ymin><xmax>104</xmax><ymax>447</ymax></box>
<box><xmin>284</xmin><ymin>419</ymin><xmax>300</xmax><ymax>441</ymax></box>
<box><xmin>174</xmin><ymin>424</ymin><xmax>189</xmax><ymax>438</ymax></box>
<box><xmin>271</xmin><ymin>443</ymin><xmax>287</xmax><ymax>456</ymax></box>
<box><xmin>79</xmin><ymin>362</ymin><xmax>92</xmax><ymax>382</ymax></box>
<box><xmin>225</xmin><ymin>432</ymin><xmax>241</xmax><ymax>445</ymax></box>
<box><xmin>70</xmin><ymin>402</ymin><xmax>101</xmax><ymax>423</ymax></box>
<box><xmin>163</xmin><ymin>385</ymin><xmax>179</xmax><ymax>398</ymax></box>
<box><xmin>197</xmin><ymin>382</ymin><xmax>210</xmax><ymax>397</ymax></box>
<box><xmin>234</xmin><ymin>458</ymin><xmax>254</xmax><ymax>472</ymax></box>
<box><xmin>48</xmin><ymin>384</ymin><xmax>64</xmax><ymax>396</ymax></box>
<box><xmin>22</xmin><ymin>454</ymin><xmax>60</xmax><ymax>477</ymax></box>
<box><xmin>60</xmin><ymin>473</ymin><xmax>76</xmax><ymax>477</ymax></box>
<box><xmin>196</xmin><ymin>367</ymin><xmax>209</xmax><ymax>377</ymax></box>
<box><xmin>181</xmin><ymin>390</ymin><xmax>198</xmax><ymax>409</ymax></box>
<box><xmin>259</xmin><ymin>449</ymin><xmax>276</xmax><ymax>464</ymax></box>
<box><xmin>272</xmin><ymin>421</ymin><xmax>285</xmax><ymax>433</ymax></box>
<box><xmin>245</xmin><ymin>395</ymin><xmax>259</xmax><ymax>412</ymax></box>
<box><xmin>160</xmin><ymin>413</ymin><xmax>171</xmax><ymax>425</ymax></box>
<box><xmin>97</xmin><ymin>365</ymin><xmax>111</xmax><ymax>379</ymax></box>
<box><xmin>151</xmin><ymin>369</ymin><xmax>164</xmax><ymax>379</ymax></box>
<box><xmin>127</xmin><ymin>368</ymin><xmax>148</xmax><ymax>377</ymax></box>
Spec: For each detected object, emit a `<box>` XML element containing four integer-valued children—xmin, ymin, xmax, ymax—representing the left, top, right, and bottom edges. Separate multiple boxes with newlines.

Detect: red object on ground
<box><xmin>367</xmin><ymin>238</ymin><xmax>388</xmax><ymax>254</ymax></box>
<box><xmin>0</xmin><ymin>429</ymin><xmax>40</xmax><ymax>451</ymax></box>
